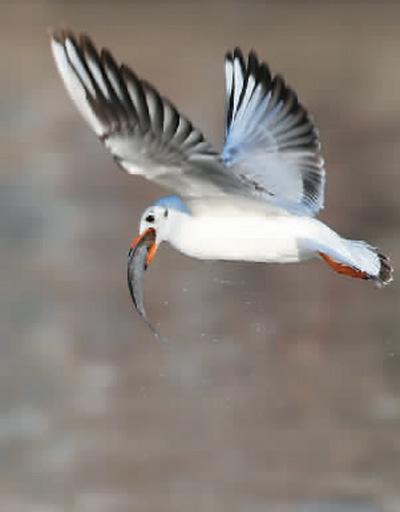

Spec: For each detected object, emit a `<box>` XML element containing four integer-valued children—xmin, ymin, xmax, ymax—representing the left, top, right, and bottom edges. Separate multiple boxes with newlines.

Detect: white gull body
<box><xmin>144</xmin><ymin>196</ymin><xmax>379</xmax><ymax>277</ymax></box>
<box><xmin>51</xmin><ymin>30</ymin><xmax>392</xmax><ymax>286</ymax></box>
<box><xmin>170</xmin><ymin>208</ymin><xmax>313</xmax><ymax>263</ymax></box>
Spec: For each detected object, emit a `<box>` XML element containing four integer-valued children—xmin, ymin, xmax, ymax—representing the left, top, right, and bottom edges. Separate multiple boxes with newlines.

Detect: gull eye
<box><xmin>145</xmin><ymin>214</ymin><xmax>155</xmax><ymax>223</ymax></box>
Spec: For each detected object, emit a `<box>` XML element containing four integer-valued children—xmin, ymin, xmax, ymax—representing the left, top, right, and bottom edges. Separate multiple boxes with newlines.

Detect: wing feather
<box><xmin>51</xmin><ymin>30</ymin><xmax>243</xmax><ymax>199</ymax></box>
<box><xmin>223</xmin><ymin>49</ymin><xmax>325</xmax><ymax>216</ymax></box>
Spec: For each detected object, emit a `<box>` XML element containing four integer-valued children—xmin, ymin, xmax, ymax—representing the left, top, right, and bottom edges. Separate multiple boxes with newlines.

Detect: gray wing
<box><xmin>51</xmin><ymin>30</ymin><xmax>245</xmax><ymax>199</ymax></box>
<box><xmin>223</xmin><ymin>48</ymin><xmax>325</xmax><ymax>216</ymax></box>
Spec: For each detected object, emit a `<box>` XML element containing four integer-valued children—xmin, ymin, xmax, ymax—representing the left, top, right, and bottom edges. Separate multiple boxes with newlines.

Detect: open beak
<box><xmin>129</xmin><ymin>227</ymin><xmax>158</xmax><ymax>267</ymax></box>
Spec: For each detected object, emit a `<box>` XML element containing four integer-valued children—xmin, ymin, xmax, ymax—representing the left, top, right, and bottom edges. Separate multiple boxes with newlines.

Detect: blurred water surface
<box><xmin>1</xmin><ymin>1</ymin><xmax>400</xmax><ymax>511</ymax></box>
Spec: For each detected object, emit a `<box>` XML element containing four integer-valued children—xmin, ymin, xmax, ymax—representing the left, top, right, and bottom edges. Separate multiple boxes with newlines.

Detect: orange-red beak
<box><xmin>130</xmin><ymin>227</ymin><xmax>158</xmax><ymax>267</ymax></box>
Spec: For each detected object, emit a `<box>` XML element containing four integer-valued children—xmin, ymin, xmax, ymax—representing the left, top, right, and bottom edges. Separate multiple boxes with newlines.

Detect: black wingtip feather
<box><xmin>247</xmin><ymin>50</ymin><xmax>259</xmax><ymax>73</ymax></box>
<box><xmin>225</xmin><ymin>50</ymin><xmax>233</xmax><ymax>63</ymax></box>
<box><xmin>257</xmin><ymin>61</ymin><xmax>272</xmax><ymax>89</ymax></box>
<box><xmin>233</xmin><ymin>47</ymin><xmax>246</xmax><ymax>73</ymax></box>
<box><xmin>377</xmin><ymin>253</ymin><xmax>394</xmax><ymax>286</ymax></box>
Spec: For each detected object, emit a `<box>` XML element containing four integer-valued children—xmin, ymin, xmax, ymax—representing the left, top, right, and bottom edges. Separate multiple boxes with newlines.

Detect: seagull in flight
<box><xmin>51</xmin><ymin>29</ymin><xmax>392</xmax><ymax>299</ymax></box>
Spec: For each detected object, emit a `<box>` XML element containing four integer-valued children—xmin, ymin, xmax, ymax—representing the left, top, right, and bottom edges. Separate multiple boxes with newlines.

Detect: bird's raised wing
<box><xmin>51</xmin><ymin>30</ymin><xmax>245</xmax><ymax>199</ymax></box>
<box><xmin>223</xmin><ymin>48</ymin><xmax>325</xmax><ymax>216</ymax></box>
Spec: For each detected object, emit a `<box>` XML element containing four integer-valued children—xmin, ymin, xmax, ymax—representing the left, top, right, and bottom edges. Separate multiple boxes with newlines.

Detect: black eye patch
<box><xmin>145</xmin><ymin>214</ymin><xmax>155</xmax><ymax>223</ymax></box>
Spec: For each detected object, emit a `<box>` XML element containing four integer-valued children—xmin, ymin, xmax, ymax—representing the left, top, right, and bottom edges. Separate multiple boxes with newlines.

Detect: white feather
<box><xmin>103</xmin><ymin>66</ymin><xmax>125</xmax><ymax>103</ymax></box>
<box><xmin>232</xmin><ymin>56</ymin><xmax>244</xmax><ymax>117</ymax></box>
<box><xmin>64</xmin><ymin>39</ymin><xmax>96</xmax><ymax>96</ymax></box>
<box><xmin>224</xmin><ymin>59</ymin><xmax>233</xmax><ymax>100</ymax></box>
<box><xmin>234</xmin><ymin>75</ymin><xmax>256</xmax><ymax>126</ymax></box>
<box><xmin>51</xmin><ymin>39</ymin><xmax>105</xmax><ymax>136</ymax></box>
<box><xmin>85</xmin><ymin>55</ymin><xmax>110</xmax><ymax>99</ymax></box>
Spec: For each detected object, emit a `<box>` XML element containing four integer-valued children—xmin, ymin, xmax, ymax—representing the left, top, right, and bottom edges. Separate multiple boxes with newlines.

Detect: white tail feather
<box><xmin>345</xmin><ymin>240</ymin><xmax>381</xmax><ymax>275</ymax></box>
<box><xmin>325</xmin><ymin>238</ymin><xmax>393</xmax><ymax>287</ymax></box>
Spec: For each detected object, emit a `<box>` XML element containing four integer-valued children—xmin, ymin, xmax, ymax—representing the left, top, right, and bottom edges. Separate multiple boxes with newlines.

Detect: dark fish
<box><xmin>127</xmin><ymin>229</ymin><xmax>159</xmax><ymax>336</ymax></box>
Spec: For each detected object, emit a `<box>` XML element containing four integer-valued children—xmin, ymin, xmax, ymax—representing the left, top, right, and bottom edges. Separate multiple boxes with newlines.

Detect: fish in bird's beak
<box><xmin>129</xmin><ymin>227</ymin><xmax>159</xmax><ymax>269</ymax></box>
<box><xmin>127</xmin><ymin>228</ymin><xmax>159</xmax><ymax>335</ymax></box>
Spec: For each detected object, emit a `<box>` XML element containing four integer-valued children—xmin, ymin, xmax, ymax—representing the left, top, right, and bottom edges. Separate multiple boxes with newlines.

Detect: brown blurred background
<box><xmin>1</xmin><ymin>1</ymin><xmax>400</xmax><ymax>511</ymax></box>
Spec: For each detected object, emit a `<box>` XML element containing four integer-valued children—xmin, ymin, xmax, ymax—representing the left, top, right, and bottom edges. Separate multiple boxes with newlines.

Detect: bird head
<box><xmin>130</xmin><ymin>195</ymin><xmax>190</xmax><ymax>267</ymax></box>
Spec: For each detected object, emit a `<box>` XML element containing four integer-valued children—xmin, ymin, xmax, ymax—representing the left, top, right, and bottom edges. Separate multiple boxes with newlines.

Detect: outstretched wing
<box><xmin>51</xmin><ymin>30</ymin><xmax>245</xmax><ymax>199</ymax></box>
<box><xmin>223</xmin><ymin>48</ymin><xmax>325</xmax><ymax>216</ymax></box>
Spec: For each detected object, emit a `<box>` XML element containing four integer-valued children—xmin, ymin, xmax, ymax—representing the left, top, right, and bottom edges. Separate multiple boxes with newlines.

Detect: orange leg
<box><xmin>319</xmin><ymin>252</ymin><xmax>370</xmax><ymax>280</ymax></box>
